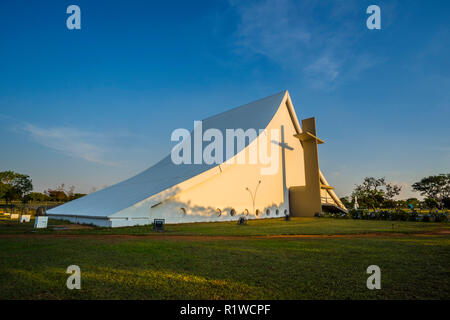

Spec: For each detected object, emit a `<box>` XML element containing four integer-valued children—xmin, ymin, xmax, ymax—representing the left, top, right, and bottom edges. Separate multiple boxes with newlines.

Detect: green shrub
<box><xmin>321</xmin><ymin>209</ymin><xmax>448</xmax><ymax>223</ymax></box>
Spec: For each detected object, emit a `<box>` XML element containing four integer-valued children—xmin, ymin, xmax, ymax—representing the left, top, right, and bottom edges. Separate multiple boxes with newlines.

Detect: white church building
<box><xmin>47</xmin><ymin>91</ymin><xmax>346</xmax><ymax>227</ymax></box>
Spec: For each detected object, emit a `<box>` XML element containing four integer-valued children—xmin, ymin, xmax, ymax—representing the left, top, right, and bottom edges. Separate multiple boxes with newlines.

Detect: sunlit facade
<box><xmin>48</xmin><ymin>91</ymin><xmax>346</xmax><ymax>227</ymax></box>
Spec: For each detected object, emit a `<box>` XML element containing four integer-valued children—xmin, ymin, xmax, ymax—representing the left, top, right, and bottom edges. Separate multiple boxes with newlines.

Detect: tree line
<box><xmin>340</xmin><ymin>174</ymin><xmax>450</xmax><ymax>210</ymax></box>
<box><xmin>0</xmin><ymin>171</ymin><xmax>86</xmax><ymax>204</ymax></box>
<box><xmin>2</xmin><ymin>170</ymin><xmax>449</xmax><ymax>210</ymax></box>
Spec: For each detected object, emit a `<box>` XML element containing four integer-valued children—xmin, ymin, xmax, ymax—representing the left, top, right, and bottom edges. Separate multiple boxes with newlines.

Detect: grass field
<box><xmin>0</xmin><ymin>217</ymin><xmax>449</xmax><ymax>299</ymax></box>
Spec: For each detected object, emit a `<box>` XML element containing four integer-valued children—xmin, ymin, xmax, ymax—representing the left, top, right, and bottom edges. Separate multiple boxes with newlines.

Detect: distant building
<box><xmin>48</xmin><ymin>91</ymin><xmax>346</xmax><ymax>227</ymax></box>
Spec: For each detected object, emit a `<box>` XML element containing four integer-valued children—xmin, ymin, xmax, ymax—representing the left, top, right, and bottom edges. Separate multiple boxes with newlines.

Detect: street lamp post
<box><xmin>245</xmin><ymin>180</ymin><xmax>261</xmax><ymax>216</ymax></box>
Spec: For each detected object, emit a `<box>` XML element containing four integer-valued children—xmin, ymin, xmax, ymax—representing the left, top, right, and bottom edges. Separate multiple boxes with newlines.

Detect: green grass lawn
<box><xmin>0</xmin><ymin>217</ymin><xmax>449</xmax><ymax>299</ymax></box>
<box><xmin>1</xmin><ymin>216</ymin><xmax>449</xmax><ymax>236</ymax></box>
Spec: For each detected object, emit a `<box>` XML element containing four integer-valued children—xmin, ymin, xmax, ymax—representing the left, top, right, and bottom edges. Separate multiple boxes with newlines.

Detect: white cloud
<box><xmin>231</xmin><ymin>0</ymin><xmax>311</xmax><ymax>63</ymax></box>
<box><xmin>21</xmin><ymin>124</ymin><xmax>120</xmax><ymax>166</ymax></box>
<box><xmin>228</xmin><ymin>0</ymin><xmax>380</xmax><ymax>89</ymax></box>
<box><xmin>392</xmin><ymin>181</ymin><xmax>421</xmax><ymax>200</ymax></box>
<box><xmin>304</xmin><ymin>54</ymin><xmax>340</xmax><ymax>89</ymax></box>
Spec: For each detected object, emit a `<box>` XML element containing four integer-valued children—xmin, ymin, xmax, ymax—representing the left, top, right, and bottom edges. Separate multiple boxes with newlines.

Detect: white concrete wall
<box><xmin>109</xmin><ymin>218</ymin><xmax>151</xmax><ymax>228</ymax></box>
<box><xmin>49</xmin><ymin>215</ymin><xmax>152</xmax><ymax>227</ymax></box>
<box><xmin>48</xmin><ymin>215</ymin><xmax>111</xmax><ymax>227</ymax></box>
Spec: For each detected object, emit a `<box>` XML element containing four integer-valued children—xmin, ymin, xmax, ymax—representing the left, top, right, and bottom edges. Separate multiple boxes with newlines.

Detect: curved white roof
<box><xmin>48</xmin><ymin>91</ymin><xmax>287</xmax><ymax>217</ymax></box>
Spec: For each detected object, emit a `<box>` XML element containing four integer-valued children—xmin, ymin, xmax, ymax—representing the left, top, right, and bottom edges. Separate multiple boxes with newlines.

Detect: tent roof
<box><xmin>48</xmin><ymin>91</ymin><xmax>287</xmax><ymax>217</ymax></box>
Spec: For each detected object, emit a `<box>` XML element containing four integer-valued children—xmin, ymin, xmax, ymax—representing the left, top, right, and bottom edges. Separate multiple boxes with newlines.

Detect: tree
<box><xmin>412</xmin><ymin>174</ymin><xmax>450</xmax><ymax>208</ymax></box>
<box><xmin>45</xmin><ymin>189</ymin><xmax>67</xmax><ymax>202</ymax></box>
<box><xmin>406</xmin><ymin>198</ymin><xmax>420</xmax><ymax>209</ymax></box>
<box><xmin>0</xmin><ymin>171</ymin><xmax>16</xmax><ymax>203</ymax></box>
<box><xmin>0</xmin><ymin>182</ymin><xmax>10</xmax><ymax>201</ymax></box>
<box><xmin>67</xmin><ymin>185</ymin><xmax>75</xmax><ymax>199</ymax></box>
<box><xmin>14</xmin><ymin>174</ymin><xmax>33</xmax><ymax>199</ymax></box>
<box><xmin>443</xmin><ymin>197</ymin><xmax>450</xmax><ymax>209</ymax></box>
<box><xmin>24</xmin><ymin>192</ymin><xmax>50</xmax><ymax>203</ymax></box>
<box><xmin>351</xmin><ymin>177</ymin><xmax>402</xmax><ymax>210</ymax></box>
<box><xmin>395</xmin><ymin>199</ymin><xmax>407</xmax><ymax>208</ymax></box>
<box><xmin>70</xmin><ymin>193</ymin><xmax>86</xmax><ymax>200</ymax></box>
<box><xmin>424</xmin><ymin>197</ymin><xmax>439</xmax><ymax>209</ymax></box>
<box><xmin>340</xmin><ymin>197</ymin><xmax>352</xmax><ymax>208</ymax></box>
<box><xmin>384</xmin><ymin>182</ymin><xmax>402</xmax><ymax>208</ymax></box>
<box><xmin>0</xmin><ymin>171</ymin><xmax>33</xmax><ymax>204</ymax></box>
<box><xmin>385</xmin><ymin>183</ymin><xmax>402</xmax><ymax>202</ymax></box>
<box><xmin>44</xmin><ymin>184</ymin><xmax>85</xmax><ymax>202</ymax></box>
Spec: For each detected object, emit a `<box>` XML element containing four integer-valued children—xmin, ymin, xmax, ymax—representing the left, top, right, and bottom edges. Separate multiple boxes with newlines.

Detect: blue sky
<box><xmin>0</xmin><ymin>0</ymin><xmax>449</xmax><ymax>198</ymax></box>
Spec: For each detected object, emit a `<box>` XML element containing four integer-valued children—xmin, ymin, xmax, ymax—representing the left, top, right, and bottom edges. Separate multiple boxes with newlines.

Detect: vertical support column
<box><xmin>301</xmin><ymin>118</ymin><xmax>322</xmax><ymax>216</ymax></box>
<box><xmin>290</xmin><ymin>117</ymin><xmax>323</xmax><ymax>217</ymax></box>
